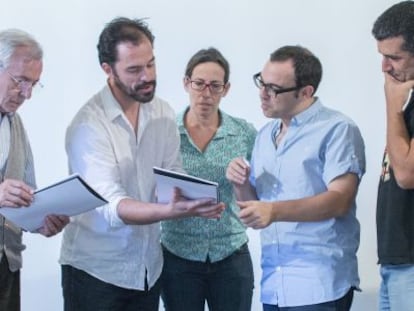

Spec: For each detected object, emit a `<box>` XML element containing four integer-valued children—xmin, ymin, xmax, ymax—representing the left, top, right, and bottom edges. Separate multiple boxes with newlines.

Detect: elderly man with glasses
<box><xmin>226</xmin><ymin>45</ymin><xmax>366</xmax><ymax>311</ymax></box>
<box><xmin>0</xmin><ymin>28</ymin><xmax>69</xmax><ymax>311</ymax></box>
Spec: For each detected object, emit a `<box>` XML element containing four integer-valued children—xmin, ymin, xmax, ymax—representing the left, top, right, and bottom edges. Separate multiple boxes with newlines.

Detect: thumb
<box><xmin>236</xmin><ymin>201</ymin><xmax>249</xmax><ymax>209</ymax></box>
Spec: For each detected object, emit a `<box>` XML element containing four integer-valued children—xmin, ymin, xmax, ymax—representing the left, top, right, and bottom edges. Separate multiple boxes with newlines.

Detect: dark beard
<box><xmin>113</xmin><ymin>71</ymin><xmax>156</xmax><ymax>103</ymax></box>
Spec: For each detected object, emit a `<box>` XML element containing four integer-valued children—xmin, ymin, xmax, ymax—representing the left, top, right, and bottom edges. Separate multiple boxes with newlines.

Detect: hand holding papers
<box><xmin>153</xmin><ymin>167</ymin><xmax>219</xmax><ymax>204</ymax></box>
<box><xmin>0</xmin><ymin>174</ymin><xmax>107</xmax><ymax>231</ymax></box>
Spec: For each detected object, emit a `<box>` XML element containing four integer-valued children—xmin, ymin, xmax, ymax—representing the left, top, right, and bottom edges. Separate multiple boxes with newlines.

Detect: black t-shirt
<box><xmin>377</xmin><ymin>96</ymin><xmax>414</xmax><ymax>265</ymax></box>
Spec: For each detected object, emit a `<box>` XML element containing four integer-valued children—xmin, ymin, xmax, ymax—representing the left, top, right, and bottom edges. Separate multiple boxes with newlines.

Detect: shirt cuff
<box><xmin>107</xmin><ymin>196</ymin><xmax>130</xmax><ymax>227</ymax></box>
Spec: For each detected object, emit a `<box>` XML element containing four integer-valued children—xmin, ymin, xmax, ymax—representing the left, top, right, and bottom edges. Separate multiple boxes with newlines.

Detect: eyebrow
<box><xmin>12</xmin><ymin>73</ymin><xmax>39</xmax><ymax>83</ymax></box>
<box><xmin>265</xmin><ymin>81</ymin><xmax>284</xmax><ymax>89</ymax></box>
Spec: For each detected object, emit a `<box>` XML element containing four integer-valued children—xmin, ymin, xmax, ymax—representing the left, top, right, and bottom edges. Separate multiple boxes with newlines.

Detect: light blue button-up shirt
<box><xmin>250</xmin><ymin>99</ymin><xmax>365</xmax><ymax>307</ymax></box>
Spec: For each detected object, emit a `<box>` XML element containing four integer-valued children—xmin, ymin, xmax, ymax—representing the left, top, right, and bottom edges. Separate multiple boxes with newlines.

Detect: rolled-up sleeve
<box><xmin>66</xmin><ymin>121</ymin><xmax>129</xmax><ymax>227</ymax></box>
<box><xmin>323</xmin><ymin>121</ymin><xmax>366</xmax><ymax>185</ymax></box>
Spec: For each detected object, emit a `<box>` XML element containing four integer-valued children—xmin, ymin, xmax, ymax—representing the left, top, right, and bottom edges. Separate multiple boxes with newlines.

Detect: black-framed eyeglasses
<box><xmin>7</xmin><ymin>71</ymin><xmax>43</xmax><ymax>93</ymax></box>
<box><xmin>253</xmin><ymin>72</ymin><xmax>301</xmax><ymax>97</ymax></box>
<box><xmin>187</xmin><ymin>78</ymin><xmax>226</xmax><ymax>94</ymax></box>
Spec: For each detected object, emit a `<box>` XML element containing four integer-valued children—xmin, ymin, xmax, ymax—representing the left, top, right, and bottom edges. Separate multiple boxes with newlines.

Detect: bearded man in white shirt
<box><xmin>59</xmin><ymin>17</ymin><xmax>224</xmax><ymax>311</ymax></box>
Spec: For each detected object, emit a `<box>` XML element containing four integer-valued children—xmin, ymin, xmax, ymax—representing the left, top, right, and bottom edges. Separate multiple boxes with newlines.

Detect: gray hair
<box><xmin>0</xmin><ymin>28</ymin><xmax>43</xmax><ymax>71</ymax></box>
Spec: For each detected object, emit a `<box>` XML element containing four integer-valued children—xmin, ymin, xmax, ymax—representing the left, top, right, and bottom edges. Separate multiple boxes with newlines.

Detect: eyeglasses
<box><xmin>7</xmin><ymin>71</ymin><xmax>43</xmax><ymax>93</ymax></box>
<box><xmin>253</xmin><ymin>72</ymin><xmax>301</xmax><ymax>98</ymax></box>
<box><xmin>187</xmin><ymin>79</ymin><xmax>226</xmax><ymax>94</ymax></box>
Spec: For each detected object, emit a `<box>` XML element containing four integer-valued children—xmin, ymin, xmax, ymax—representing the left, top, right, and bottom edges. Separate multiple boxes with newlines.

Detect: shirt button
<box><xmin>276</xmin><ymin>266</ymin><xmax>281</xmax><ymax>272</ymax></box>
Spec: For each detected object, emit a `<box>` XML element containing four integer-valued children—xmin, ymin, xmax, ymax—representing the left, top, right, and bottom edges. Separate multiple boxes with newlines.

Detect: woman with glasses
<box><xmin>161</xmin><ymin>47</ymin><xmax>256</xmax><ymax>311</ymax></box>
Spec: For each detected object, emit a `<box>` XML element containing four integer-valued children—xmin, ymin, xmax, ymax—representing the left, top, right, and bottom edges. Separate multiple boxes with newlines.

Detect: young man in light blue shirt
<box><xmin>226</xmin><ymin>45</ymin><xmax>366</xmax><ymax>311</ymax></box>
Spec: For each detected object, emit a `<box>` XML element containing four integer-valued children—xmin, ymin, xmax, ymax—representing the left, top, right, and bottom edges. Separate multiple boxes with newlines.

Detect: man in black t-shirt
<box><xmin>373</xmin><ymin>1</ymin><xmax>414</xmax><ymax>310</ymax></box>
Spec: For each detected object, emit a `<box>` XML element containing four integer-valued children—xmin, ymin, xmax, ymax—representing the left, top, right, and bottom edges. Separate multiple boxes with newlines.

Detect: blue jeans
<box><xmin>161</xmin><ymin>243</ymin><xmax>254</xmax><ymax>311</ymax></box>
<box><xmin>61</xmin><ymin>265</ymin><xmax>161</xmax><ymax>311</ymax></box>
<box><xmin>379</xmin><ymin>264</ymin><xmax>414</xmax><ymax>311</ymax></box>
<box><xmin>263</xmin><ymin>287</ymin><xmax>354</xmax><ymax>311</ymax></box>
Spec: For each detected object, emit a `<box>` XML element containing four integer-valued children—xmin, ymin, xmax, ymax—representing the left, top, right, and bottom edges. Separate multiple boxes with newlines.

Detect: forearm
<box><xmin>386</xmin><ymin>111</ymin><xmax>414</xmax><ymax>188</ymax></box>
<box><xmin>117</xmin><ymin>198</ymin><xmax>173</xmax><ymax>225</ymax></box>
<box><xmin>270</xmin><ymin>190</ymin><xmax>353</xmax><ymax>222</ymax></box>
<box><xmin>233</xmin><ymin>183</ymin><xmax>257</xmax><ymax>201</ymax></box>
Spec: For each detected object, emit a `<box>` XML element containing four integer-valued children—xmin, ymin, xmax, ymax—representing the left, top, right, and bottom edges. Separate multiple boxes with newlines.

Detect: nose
<box><xmin>382</xmin><ymin>57</ymin><xmax>392</xmax><ymax>73</ymax></box>
<box><xmin>139</xmin><ymin>66</ymin><xmax>155</xmax><ymax>82</ymax></box>
<box><xmin>20</xmin><ymin>86</ymin><xmax>33</xmax><ymax>99</ymax></box>
<box><xmin>201</xmin><ymin>85</ymin><xmax>213</xmax><ymax>95</ymax></box>
<box><xmin>259</xmin><ymin>86</ymin><xmax>270</xmax><ymax>99</ymax></box>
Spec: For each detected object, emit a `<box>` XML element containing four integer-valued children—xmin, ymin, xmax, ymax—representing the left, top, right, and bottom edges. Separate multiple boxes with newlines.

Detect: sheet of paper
<box><xmin>153</xmin><ymin>167</ymin><xmax>219</xmax><ymax>204</ymax></box>
<box><xmin>0</xmin><ymin>174</ymin><xmax>107</xmax><ymax>231</ymax></box>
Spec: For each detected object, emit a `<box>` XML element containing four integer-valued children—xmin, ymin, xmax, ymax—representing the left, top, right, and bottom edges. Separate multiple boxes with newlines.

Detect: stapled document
<box><xmin>153</xmin><ymin>167</ymin><xmax>219</xmax><ymax>204</ymax></box>
<box><xmin>0</xmin><ymin>174</ymin><xmax>107</xmax><ymax>231</ymax></box>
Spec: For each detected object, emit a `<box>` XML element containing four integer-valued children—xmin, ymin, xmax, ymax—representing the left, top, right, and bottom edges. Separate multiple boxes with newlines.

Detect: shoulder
<box><xmin>257</xmin><ymin>119</ymin><xmax>277</xmax><ymax>137</ymax></box>
<box><xmin>150</xmin><ymin>96</ymin><xmax>176</xmax><ymax>119</ymax></box>
<box><xmin>221</xmin><ymin>111</ymin><xmax>257</xmax><ymax>137</ymax></box>
<box><xmin>10</xmin><ymin>112</ymin><xmax>25</xmax><ymax>127</ymax></box>
<box><xmin>314</xmin><ymin>104</ymin><xmax>362</xmax><ymax>135</ymax></box>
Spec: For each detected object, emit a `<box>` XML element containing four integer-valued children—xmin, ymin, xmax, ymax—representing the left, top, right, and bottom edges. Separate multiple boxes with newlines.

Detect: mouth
<box><xmin>135</xmin><ymin>81</ymin><xmax>156</xmax><ymax>93</ymax></box>
<box><xmin>4</xmin><ymin>101</ymin><xmax>22</xmax><ymax>112</ymax></box>
<box><xmin>388</xmin><ymin>71</ymin><xmax>405</xmax><ymax>82</ymax></box>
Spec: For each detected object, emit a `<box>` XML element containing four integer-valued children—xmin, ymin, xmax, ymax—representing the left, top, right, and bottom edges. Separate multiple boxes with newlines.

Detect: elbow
<box><xmin>335</xmin><ymin>203</ymin><xmax>352</xmax><ymax>218</ymax></box>
<box><xmin>330</xmin><ymin>191</ymin><xmax>355</xmax><ymax>218</ymax></box>
<box><xmin>331</xmin><ymin>194</ymin><xmax>355</xmax><ymax>218</ymax></box>
<box><xmin>394</xmin><ymin>170</ymin><xmax>414</xmax><ymax>189</ymax></box>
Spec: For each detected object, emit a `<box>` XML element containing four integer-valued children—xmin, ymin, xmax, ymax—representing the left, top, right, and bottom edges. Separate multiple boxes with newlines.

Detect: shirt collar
<box><xmin>177</xmin><ymin>107</ymin><xmax>240</xmax><ymax>138</ymax></box>
<box><xmin>0</xmin><ymin>112</ymin><xmax>16</xmax><ymax>123</ymax></box>
<box><xmin>290</xmin><ymin>97</ymin><xmax>322</xmax><ymax>126</ymax></box>
<box><xmin>101</xmin><ymin>84</ymin><xmax>125</xmax><ymax>122</ymax></box>
<box><xmin>101</xmin><ymin>83</ymin><xmax>155</xmax><ymax>123</ymax></box>
<box><xmin>271</xmin><ymin>97</ymin><xmax>322</xmax><ymax>139</ymax></box>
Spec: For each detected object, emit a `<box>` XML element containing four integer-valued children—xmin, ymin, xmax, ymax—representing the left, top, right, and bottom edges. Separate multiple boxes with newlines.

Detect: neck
<box><xmin>108</xmin><ymin>80</ymin><xmax>140</xmax><ymax>132</ymax></box>
<box><xmin>108</xmin><ymin>79</ymin><xmax>140</xmax><ymax>111</ymax></box>
<box><xmin>185</xmin><ymin>108</ymin><xmax>220</xmax><ymax>129</ymax></box>
<box><xmin>281</xmin><ymin>97</ymin><xmax>316</xmax><ymax>126</ymax></box>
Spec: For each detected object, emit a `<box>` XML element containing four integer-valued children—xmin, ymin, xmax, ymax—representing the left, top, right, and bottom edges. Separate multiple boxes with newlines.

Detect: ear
<box><xmin>301</xmin><ymin>85</ymin><xmax>315</xmax><ymax>99</ymax></box>
<box><xmin>183</xmin><ymin>76</ymin><xmax>191</xmax><ymax>92</ymax></box>
<box><xmin>101</xmin><ymin>62</ymin><xmax>113</xmax><ymax>76</ymax></box>
<box><xmin>221</xmin><ymin>82</ymin><xmax>231</xmax><ymax>97</ymax></box>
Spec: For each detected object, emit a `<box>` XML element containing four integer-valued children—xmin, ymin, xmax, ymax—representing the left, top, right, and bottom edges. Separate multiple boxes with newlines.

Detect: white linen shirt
<box><xmin>59</xmin><ymin>85</ymin><xmax>182</xmax><ymax>290</ymax></box>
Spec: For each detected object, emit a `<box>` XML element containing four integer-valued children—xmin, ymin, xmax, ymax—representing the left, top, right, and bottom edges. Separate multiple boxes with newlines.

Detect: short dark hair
<box><xmin>270</xmin><ymin>45</ymin><xmax>322</xmax><ymax>94</ymax></box>
<box><xmin>372</xmin><ymin>1</ymin><xmax>414</xmax><ymax>54</ymax></box>
<box><xmin>184</xmin><ymin>47</ymin><xmax>230</xmax><ymax>83</ymax></box>
<box><xmin>97</xmin><ymin>17</ymin><xmax>154</xmax><ymax>65</ymax></box>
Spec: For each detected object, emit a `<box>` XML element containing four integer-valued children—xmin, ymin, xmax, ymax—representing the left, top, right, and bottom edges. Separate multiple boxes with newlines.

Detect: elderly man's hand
<box><xmin>0</xmin><ymin>179</ymin><xmax>33</xmax><ymax>207</ymax></box>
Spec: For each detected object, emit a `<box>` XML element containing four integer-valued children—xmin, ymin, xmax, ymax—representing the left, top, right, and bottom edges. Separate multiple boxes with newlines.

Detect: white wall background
<box><xmin>0</xmin><ymin>0</ymin><xmax>400</xmax><ymax>310</ymax></box>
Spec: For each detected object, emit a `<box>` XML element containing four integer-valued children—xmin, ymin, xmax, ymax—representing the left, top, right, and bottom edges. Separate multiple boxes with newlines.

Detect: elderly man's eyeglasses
<box><xmin>253</xmin><ymin>72</ymin><xmax>301</xmax><ymax>98</ymax></box>
<box><xmin>188</xmin><ymin>79</ymin><xmax>226</xmax><ymax>94</ymax></box>
<box><xmin>7</xmin><ymin>71</ymin><xmax>43</xmax><ymax>93</ymax></box>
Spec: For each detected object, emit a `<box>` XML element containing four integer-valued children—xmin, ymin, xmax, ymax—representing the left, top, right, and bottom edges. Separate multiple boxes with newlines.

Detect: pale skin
<box><xmin>101</xmin><ymin>40</ymin><xmax>224</xmax><ymax>224</ymax></box>
<box><xmin>183</xmin><ymin>61</ymin><xmax>230</xmax><ymax>151</ymax></box>
<box><xmin>226</xmin><ymin>59</ymin><xmax>359</xmax><ymax>229</ymax></box>
<box><xmin>0</xmin><ymin>46</ymin><xmax>69</xmax><ymax>236</ymax></box>
<box><xmin>377</xmin><ymin>36</ymin><xmax>414</xmax><ymax>189</ymax></box>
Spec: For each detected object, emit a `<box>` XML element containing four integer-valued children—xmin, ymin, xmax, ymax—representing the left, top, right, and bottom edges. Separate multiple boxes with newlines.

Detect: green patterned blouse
<box><xmin>161</xmin><ymin>108</ymin><xmax>257</xmax><ymax>262</ymax></box>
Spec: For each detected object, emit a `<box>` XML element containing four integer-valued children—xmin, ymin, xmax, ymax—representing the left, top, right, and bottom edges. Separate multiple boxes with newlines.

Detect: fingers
<box><xmin>237</xmin><ymin>201</ymin><xmax>268</xmax><ymax>229</ymax></box>
<box><xmin>194</xmin><ymin>202</ymin><xmax>225</xmax><ymax>218</ymax></box>
<box><xmin>226</xmin><ymin>158</ymin><xmax>250</xmax><ymax>185</ymax></box>
<box><xmin>236</xmin><ymin>201</ymin><xmax>249</xmax><ymax>209</ymax></box>
<box><xmin>38</xmin><ymin>215</ymin><xmax>69</xmax><ymax>237</ymax></box>
<box><xmin>0</xmin><ymin>179</ymin><xmax>34</xmax><ymax>207</ymax></box>
<box><xmin>176</xmin><ymin>199</ymin><xmax>225</xmax><ymax>219</ymax></box>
